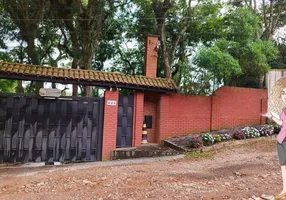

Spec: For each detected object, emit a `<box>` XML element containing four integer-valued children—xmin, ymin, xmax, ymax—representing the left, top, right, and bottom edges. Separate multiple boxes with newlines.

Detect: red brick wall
<box><xmin>143</xmin><ymin>94</ymin><xmax>158</xmax><ymax>143</ymax></box>
<box><xmin>100</xmin><ymin>87</ymin><xmax>268</xmax><ymax>159</ymax></box>
<box><xmin>133</xmin><ymin>92</ymin><xmax>144</xmax><ymax>147</ymax></box>
<box><xmin>144</xmin><ymin>86</ymin><xmax>268</xmax><ymax>142</ymax></box>
<box><xmin>157</xmin><ymin>94</ymin><xmax>212</xmax><ymax>141</ymax></box>
<box><xmin>102</xmin><ymin>90</ymin><xmax>119</xmax><ymax>160</ymax></box>
<box><xmin>211</xmin><ymin>87</ymin><xmax>268</xmax><ymax>130</ymax></box>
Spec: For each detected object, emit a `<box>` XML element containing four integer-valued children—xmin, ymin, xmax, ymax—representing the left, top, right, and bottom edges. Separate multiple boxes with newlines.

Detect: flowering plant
<box><xmin>189</xmin><ymin>136</ymin><xmax>203</xmax><ymax>148</ymax></box>
<box><xmin>258</xmin><ymin>125</ymin><xmax>274</xmax><ymax>136</ymax></box>
<box><xmin>220</xmin><ymin>133</ymin><xmax>232</xmax><ymax>141</ymax></box>
<box><xmin>233</xmin><ymin>130</ymin><xmax>245</xmax><ymax>140</ymax></box>
<box><xmin>201</xmin><ymin>133</ymin><xmax>214</xmax><ymax>146</ymax></box>
<box><xmin>274</xmin><ymin>124</ymin><xmax>281</xmax><ymax>134</ymax></box>
<box><xmin>212</xmin><ymin>134</ymin><xmax>222</xmax><ymax>143</ymax></box>
<box><xmin>242</xmin><ymin>127</ymin><xmax>260</xmax><ymax>138</ymax></box>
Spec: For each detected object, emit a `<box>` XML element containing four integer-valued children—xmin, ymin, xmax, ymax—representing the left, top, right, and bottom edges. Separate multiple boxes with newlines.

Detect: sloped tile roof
<box><xmin>0</xmin><ymin>62</ymin><xmax>178</xmax><ymax>93</ymax></box>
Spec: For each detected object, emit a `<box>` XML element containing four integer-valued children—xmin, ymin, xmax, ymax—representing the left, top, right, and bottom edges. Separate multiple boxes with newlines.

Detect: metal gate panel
<box><xmin>0</xmin><ymin>94</ymin><xmax>104</xmax><ymax>163</ymax></box>
<box><xmin>116</xmin><ymin>95</ymin><xmax>134</xmax><ymax>148</ymax></box>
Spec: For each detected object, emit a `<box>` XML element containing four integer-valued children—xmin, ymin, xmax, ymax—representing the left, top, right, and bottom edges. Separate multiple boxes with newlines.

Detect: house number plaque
<box><xmin>107</xmin><ymin>100</ymin><xmax>117</xmax><ymax>106</ymax></box>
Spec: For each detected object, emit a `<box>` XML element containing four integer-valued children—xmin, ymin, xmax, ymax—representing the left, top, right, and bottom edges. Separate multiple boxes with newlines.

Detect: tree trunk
<box><xmin>259</xmin><ymin>75</ymin><xmax>265</xmax><ymax>88</ymax></box>
<box><xmin>253</xmin><ymin>0</ymin><xmax>257</xmax><ymax>10</ymax></box>
<box><xmin>72</xmin><ymin>59</ymin><xmax>79</xmax><ymax>96</ymax></box>
<box><xmin>267</xmin><ymin>0</ymin><xmax>275</xmax><ymax>40</ymax></box>
<box><xmin>81</xmin><ymin>43</ymin><xmax>94</xmax><ymax>97</ymax></box>
<box><xmin>152</xmin><ymin>0</ymin><xmax>191</xmax><ymax>79</ymax></box>
<box><xmin>82</xmin><ymin>86</ymin><xmax>93</xmax><ymax>97</ymax></box>
<box><xmin>16</xmin><ymin>80</ymin><xmax>24</xmax><ymax>93</ymax></box>
<box><xmin>158</xmin><ymin>23</ymin><xmax>171</xmax><ymax>78</ymax></box>
<box><xmin>27</xmin><ymin>32</ymin><xmax>40</xmax><ymax>65</ymax></box>
<box><xmin>152</xmin><ymin>0</ymin><xmax>172</xmax><ymax>78</ymax></box>
<box><xmin>27</xmin><ymin>32</ymin><xmax>43</xmax><ymax>92</ymax></box>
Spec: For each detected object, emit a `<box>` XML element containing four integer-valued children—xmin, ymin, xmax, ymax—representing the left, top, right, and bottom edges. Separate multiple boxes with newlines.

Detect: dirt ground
<box><xmin>0</xmin><ymin>140</ymin><xmax>283</xmax><ymax>200</ymax></box>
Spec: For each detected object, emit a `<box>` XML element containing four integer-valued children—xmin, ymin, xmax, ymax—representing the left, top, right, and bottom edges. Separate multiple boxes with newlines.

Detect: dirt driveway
<box><xmin>0</xmin><ymin>140</ymin><xmax>282</xmax><ymax>200</ymax></box>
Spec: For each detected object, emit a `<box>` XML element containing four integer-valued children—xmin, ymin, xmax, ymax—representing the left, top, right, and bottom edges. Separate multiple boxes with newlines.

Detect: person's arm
<box><xmin>261</xmin><ymin>112</ymin><xmax>282</xmax><ymax>126</ymax></box>
<box><xmin>270</xmin><ymin>115</ymin><xmax>282</xmax><ymax>126</ymax></box>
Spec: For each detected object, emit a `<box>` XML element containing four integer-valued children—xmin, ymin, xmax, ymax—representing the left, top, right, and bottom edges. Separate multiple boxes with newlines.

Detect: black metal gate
<box><xmin>116</xmin><ymin>95</ymin><xmax>134</xmax><ymax>147</ymax></box>
<box><xmin>0</xmin><ymin>93</ymin><xmax>104</xmax><ymax>163</ymax></box>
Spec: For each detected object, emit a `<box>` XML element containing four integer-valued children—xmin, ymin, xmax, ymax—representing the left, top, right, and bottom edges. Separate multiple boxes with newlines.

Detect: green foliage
<box><xmin>224</xmin><ymin>8</ymin><xmax>261</xmax><ymax>43</ymax></box>
<box><xmin>244</xmin><ymin>40</ymin><xmax>278</xmax><ymax>73</ymax></box>
<box><xmin>195</xmin><ymin>42</ymin><xmax>241</xmax><ymax>84</ymax></box>
<box><xmin>242</xmin><ymin>127</ymin><xmax>260</xmax><ymax>138</ymax></box>
<box><xmin>180</xmin><ymin>63</ymin><xmax>215</xmax><ymax>95</ymax></box>
<box><xmin>188</xmin><ymin>1</ymin><xmax>224</xmax><ymax>44</ymax></box>
<box><xmin>0</xmin><ymin>51</ymin><xmax>16</xmax><ymax>92</ymax></box>
<box><xmin>118</xmin><ymin>89</ymin><xmax>134</xmax><ymax>95</ymax></box>
<box><xmin>0</xmin><ymin>79</ymin><xmax>16</xmax><ymax>93</ymax></box>
<box><xmin>129</xmin><ymin>0</ymin><xmax>157</xmax><ymax>42</ymax></box>
<box><xmin>81</xmin><ymin>0</ymin><xmax>88</xmax><ymax>7</ymax></box>
<box><xmin>0</xmin><ymin>0</ymin><xmax>284</xmax><ymax>96</ymax></box>
<box><xmin>110</xmin><ymin>46</ymin><xmax>145</xmax><ymax>75</ymax></box>
<box><xmin>233</xmin><ymin>40</ymin><xmax>278</xmax><ymax>87</ymax></box>
<box><xmin>270</xmin><ymin>43</ymin><xmax>286</xmax><ymax>69</ymax></box>
<box><xmin>201</xmin><ymin>133</ymin><xmax>215</xmax><ymax>146</ymax></box>
<box><xmin>0</xmin><ymin>51</ymin><xmax>12</xmax><ymax>62</ymax></box>
<box><xmin>194</xmin><ymin>8</ymin><xmax>279</xmax><ymax>88</ymax></box>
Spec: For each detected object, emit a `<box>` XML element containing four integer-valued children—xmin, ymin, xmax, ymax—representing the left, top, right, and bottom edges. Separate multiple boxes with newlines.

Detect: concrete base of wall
<box><xmin>164</xmin><ymin>135</ymin><xmax>277</xmax><ymax>153</ymax></box>
<box><xmin>111</xmin><ymin>144</ymin><xmax>182</xmax><ymax>160</ymax></box>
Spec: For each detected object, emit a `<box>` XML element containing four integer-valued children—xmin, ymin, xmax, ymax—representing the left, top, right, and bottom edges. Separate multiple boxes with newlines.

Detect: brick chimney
<box><xmin>144</xmin><ymin>35</ymin><xmax>159</xmax><ymax>78</ymax></box>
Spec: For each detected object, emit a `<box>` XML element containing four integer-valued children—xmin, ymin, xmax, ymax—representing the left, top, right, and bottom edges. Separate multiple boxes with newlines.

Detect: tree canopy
<box><xmin>0</xmin><ymin>0</ymin><xmax>285</xmax><ymax>95</ymax></box>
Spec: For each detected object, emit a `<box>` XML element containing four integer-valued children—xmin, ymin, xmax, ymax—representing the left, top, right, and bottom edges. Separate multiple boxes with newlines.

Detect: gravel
<box><xmin>0</xmin><ymin>140</ymin><xmax>282</xmax><ymax>200</ymax></box>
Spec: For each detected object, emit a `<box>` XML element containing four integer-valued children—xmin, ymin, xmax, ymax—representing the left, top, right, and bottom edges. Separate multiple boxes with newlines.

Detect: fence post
<box><xmin>210</xmin><ymin>95</ymin><xmax>213</xmax><ymax>132</ymax></box>
<box><xmin>102</xmin><ymin>90</ymin><xmax>119</xmax><ymax>160</ymax></box>
<box><xmin>260</xmin><ymin>98</ymin><xmax>268</xmax><ymax>125</ymax></box>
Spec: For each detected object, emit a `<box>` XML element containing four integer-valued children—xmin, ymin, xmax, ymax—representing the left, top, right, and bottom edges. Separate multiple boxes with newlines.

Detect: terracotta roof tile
<box><xmin>0</xmin><ymin>62</ymin><xmax>178</xmax><ymax>92</ymax></box>
<box><xmin>107</xmin><ymin>73</ymin><xmax>114</xmax><ymax>82</ymax></box>
<box><xmin>129</xmin><ymin>76</ymin><xmax>135</xmax><ymax>84</ymax></box>
<box><xmin>158</xmin><ymin>79</ymin><xmax>165</xmax><ymax>88</ymax></box>
<box><xmin>143</xmin><ymin>78</ymin><xmax>151</xmax><ymax>87</ymax></box>
<box><xmin>103</xmin><ymin>73</ymin><xmax>109</xmax><ymax>82</ymax></box>
<box><xmin>93</xmin><ymin>71</ymin><xmax>99</xmax><ymax>81</ymax></box>
<box><xmin>152</xmin><ymin>78</ymin><xmax>159</xmax><ymax>87</ymax></box>
<box><xmin>79</xmin><ymin>70</ymin><xmax>84</xmax><ymax>79</ymax></box>
<box><xmin>140</xmin><ymin>77</ymin><xmax>147</xmax><ymax>86</ymax></box>
<box><xmin>19</xmin><ymin>66</ymin><xmax>24</xmax><ymax>74</ymax></box>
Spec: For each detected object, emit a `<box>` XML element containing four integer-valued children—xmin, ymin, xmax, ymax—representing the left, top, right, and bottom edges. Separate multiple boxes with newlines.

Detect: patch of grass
<box><xmin>184</xmin><ymin>151</ymin><xmax>215</xmax><ymax>160</ymax></box>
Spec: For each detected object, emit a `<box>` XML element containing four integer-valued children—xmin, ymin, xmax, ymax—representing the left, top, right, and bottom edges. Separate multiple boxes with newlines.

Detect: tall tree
<box><xmin>1</xmin><ymin>0</ymin><xmax>49</xmax><ymax>92</ymax></box>
<box><xmin>115</xmin><ymin>0</ymin><xmax>226</xmax><ymax>92</ymax></box>
<box><xmin>195</xmin><ymin>8</ymin><xmax>279</xmax><ymax>88</ymax></box>
<box><xmin>0</xmin><ymin>5</ymin><xmax>23</xmax><ymax>93</ymax></box>
<box><xmin>49</xmin><ymin>0</ymin><xmax>129</xmax><ymax>97</ymax></box>
<box><xmin>152</xmin><ymin>0</ymin><xmax>192</xmax><ymax>78</ymax></box>
<box><xmin>262</xmin><ymin>0</ymin><xmax>286</xmax><ymax>40</ymax></box>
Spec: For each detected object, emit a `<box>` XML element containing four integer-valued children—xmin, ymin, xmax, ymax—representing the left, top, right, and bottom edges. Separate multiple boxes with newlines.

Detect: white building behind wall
<box><xmin>266</xmin><ymin>69</ymin><xmax>286</xmax><ymax>118</ymax></box>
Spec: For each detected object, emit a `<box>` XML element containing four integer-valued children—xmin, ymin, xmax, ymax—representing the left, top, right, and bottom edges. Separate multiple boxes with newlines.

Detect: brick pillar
<box><xmin>210</xmin><ymin>95</ymin><xmax>214</xmax><ymax>131</ymax></box>
<box><xmin>133</xmin><ymin>92</ymin><xmax>144</xmax><ymax>147</ymax></box>
<box><xmin>261</xmin><ymin>98</ymin><xmax>268</xmax><ymax>124</ymax></box>
<box><xmin>102</xmin><ymin>90</ymin><xmax>119</xmax><ymax>160</ymax></box>
<box><xmin>210</xmin><ymin>94</ymin><xmax>220</xmax><ymax>131</ymax></box>
<box><xmin>156</xmin><ymin>95</ymin><xmax>170</xmax><ymax>143</ymax></box>
<box><xmin>144</xmin><ymin>35</ymin><xmax>159</xmax><ymax>78</ymax></box>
